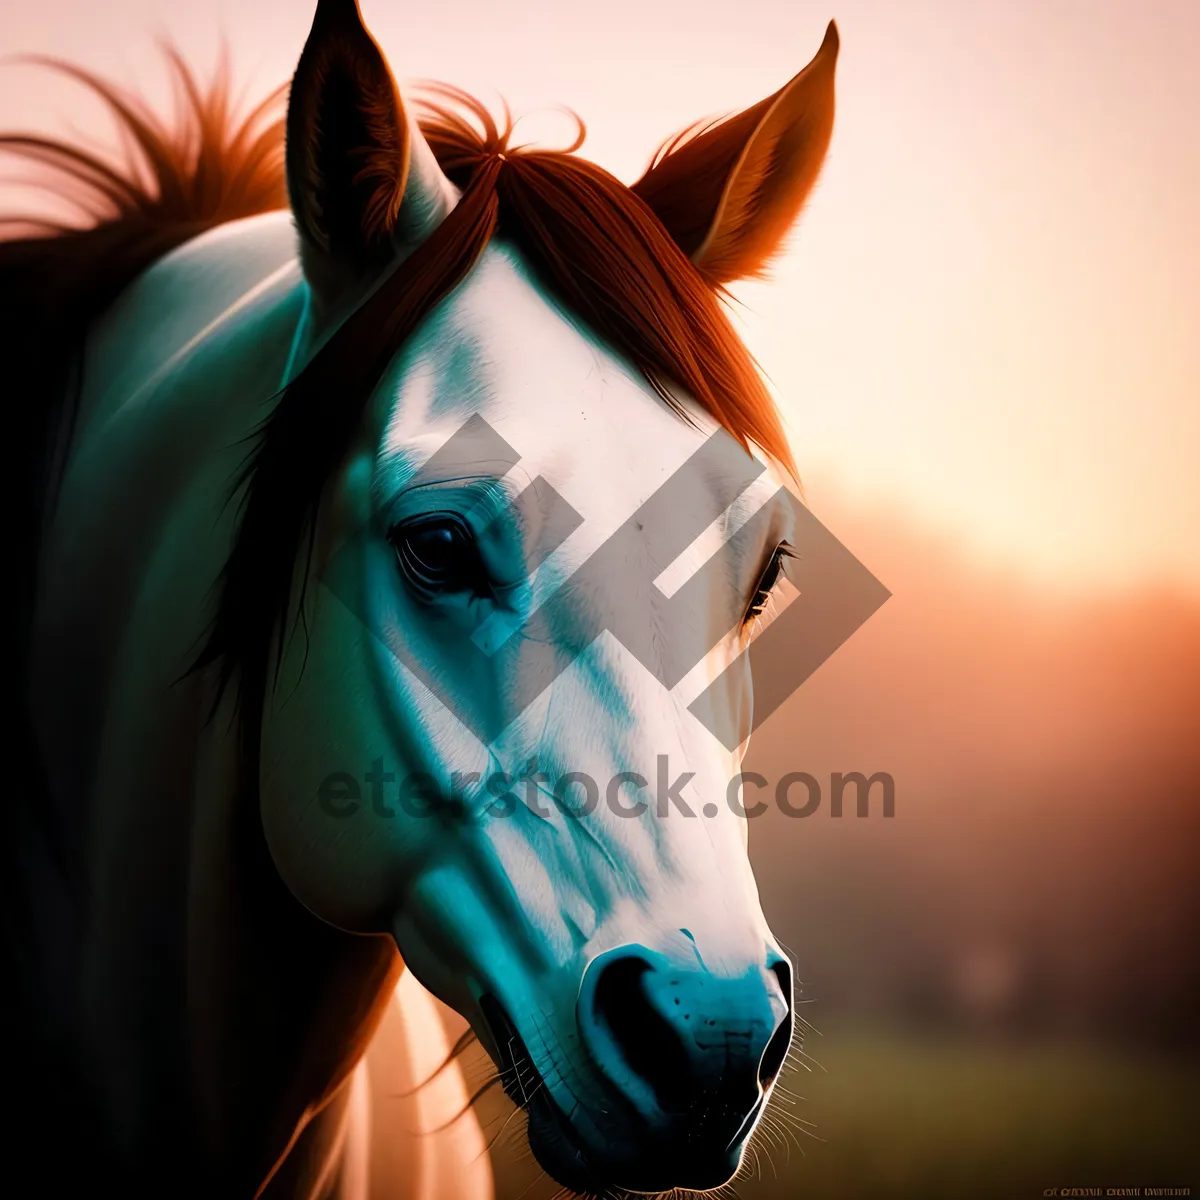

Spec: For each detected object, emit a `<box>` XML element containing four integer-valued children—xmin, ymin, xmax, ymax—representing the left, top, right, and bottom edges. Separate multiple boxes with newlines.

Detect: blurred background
<box><xmin>3</xmin><ymin>0</ymin><xmax>1196</xmax><ymax>1195</ymax></box>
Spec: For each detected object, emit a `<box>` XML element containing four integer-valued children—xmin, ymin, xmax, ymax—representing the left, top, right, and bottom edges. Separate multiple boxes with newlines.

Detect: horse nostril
<box><xmin>758</xmin><ymin>959</ymin><xmax>794</xmax><ymax>1088</ymax></box>
<box><xmin>591</xmin><ymin>953</ymin><xmax>693</xmax><ymax>1113</ymax></box>
<box><xmin>586</xmin><ymin>948</ymin><xmax>792</xmax><ymax>1123</ymax></box>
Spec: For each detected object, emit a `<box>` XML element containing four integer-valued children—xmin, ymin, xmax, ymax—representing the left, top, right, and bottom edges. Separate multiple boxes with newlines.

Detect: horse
<box><xmin>3</xmin><ymin>1</ymin><xmax>839</xmax><ymax>1195</ymax></box>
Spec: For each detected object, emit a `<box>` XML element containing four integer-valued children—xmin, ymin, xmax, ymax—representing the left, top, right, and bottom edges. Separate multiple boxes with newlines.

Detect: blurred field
<box><xmin>483</xmin><ymin>1017</ymin><xmax>1199</xmax><ymax>1199</ymax></box>
<box><xmin>745</xmin><ymin>477</ymin><xmax>1200</xmax><ymax>1053</ymax></box>
<box><xmin>483</xmin><ymin>479</ymin><xmax>1200</xmax><ymax>1199</ymax></box>
<box><xmin>736</xmin><ymin>1023</ymin><xmax>1198</xmax><ymax>1200</ymax></box>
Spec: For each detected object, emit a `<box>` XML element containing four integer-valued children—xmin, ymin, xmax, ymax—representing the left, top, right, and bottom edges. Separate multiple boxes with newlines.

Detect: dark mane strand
<box><xmin>190</xmin><ymin>159</ymin><xmax>505</xmax><ymax>750</ymax></box>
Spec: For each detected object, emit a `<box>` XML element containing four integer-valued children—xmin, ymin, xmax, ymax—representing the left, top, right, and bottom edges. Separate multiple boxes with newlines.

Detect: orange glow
<box><xmin>2</xmin><ymin>0</ymin><xmax>1195</xmax><ymax>593</ymax></box>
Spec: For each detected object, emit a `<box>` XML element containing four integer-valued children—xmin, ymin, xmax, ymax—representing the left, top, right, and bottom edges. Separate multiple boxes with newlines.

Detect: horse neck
<box><xmin>21</xmin><ymin>212</ymin><xmax>400</xmax><ymax>1188</ymax></box>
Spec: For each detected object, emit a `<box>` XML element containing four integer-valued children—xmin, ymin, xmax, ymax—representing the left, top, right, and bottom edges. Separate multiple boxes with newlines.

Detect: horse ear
<box><xmin>632</xmin><ymin>20</ymin><xmax>839</xmax><ymax>286</ymax></box>
<box><xmin>286</xmin><ymin>0</ymin><xmax>455</xmax><ymax>304</ymax></box>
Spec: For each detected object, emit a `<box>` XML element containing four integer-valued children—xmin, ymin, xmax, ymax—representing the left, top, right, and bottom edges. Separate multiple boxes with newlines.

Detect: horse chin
<box><xmin>478</xmin><ymin>993</ymin><xmax>600</xmax><ymax>1191</ymax></box>
<box><xmin>479</xmin><ymin>993</ymin><xmax>746</xmax><ymax>1196</ymax></box>
<box><xmin>528</xmin><ymin>1121</ymin><xmax>744</xmax><ymax>1196</ymax></box>
<box><xmin>524</xmin><ymin>1097</ymin><xmax>602</xmax><ymax>1195</ymax></box>
<box><xmin>527</xmin><ymin>1101</ymin><xmax>746</xmax><ymax>1196</ymax></box>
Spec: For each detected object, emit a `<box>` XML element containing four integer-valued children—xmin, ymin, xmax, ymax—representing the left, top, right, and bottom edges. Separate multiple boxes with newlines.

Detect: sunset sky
<box><xmin>2</xmin><ymin>0</ymin><xmax>1196</xmax><ymax>593</ymax></box>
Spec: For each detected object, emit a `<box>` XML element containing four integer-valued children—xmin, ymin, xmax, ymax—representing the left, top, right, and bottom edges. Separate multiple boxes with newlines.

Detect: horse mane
<box><xmin>1</xmin><ymin>48</ymin><xmax>288</xmax><ymax>502</ymax></box>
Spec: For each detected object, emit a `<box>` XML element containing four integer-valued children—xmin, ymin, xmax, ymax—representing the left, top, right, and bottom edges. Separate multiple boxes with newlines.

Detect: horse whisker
<box><xmin>392</xmin><ymin>1026</ymin><xmax>481</xmax><ymax>1097</ymax></box>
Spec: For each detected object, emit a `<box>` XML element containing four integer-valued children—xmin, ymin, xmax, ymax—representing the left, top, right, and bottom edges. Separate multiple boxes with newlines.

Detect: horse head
<box><xmin>249</xmin><ymin>0</ymin><xmax>838</xmax><ymax>1190</ymax></box>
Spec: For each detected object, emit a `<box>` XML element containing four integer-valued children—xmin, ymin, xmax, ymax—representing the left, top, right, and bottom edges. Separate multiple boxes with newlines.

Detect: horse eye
<box><xmin>388</xmin><ymin>515</ymin><xmax>490</xmax><ymax>596</ymax></box>
<box><xmin>744</xmin><ymin>543</ymin><xmax>794</xmax><ymax>623</ymax></box>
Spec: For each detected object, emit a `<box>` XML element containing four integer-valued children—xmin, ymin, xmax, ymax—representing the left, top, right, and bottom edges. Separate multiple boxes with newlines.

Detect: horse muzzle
<box><xmin>480</xmin><ymin>944</ymin><xmax>793</xmax><ymax>1193</ymax></box>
